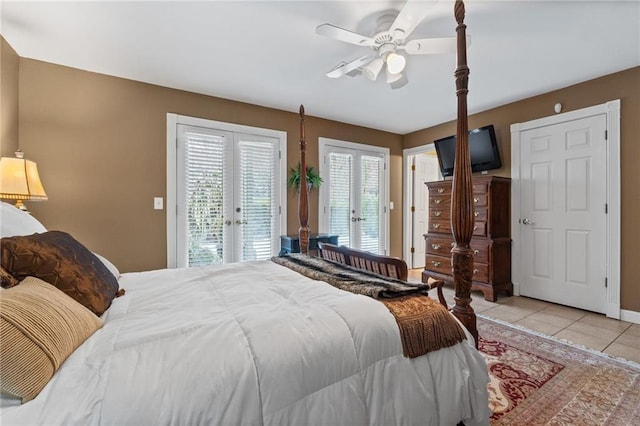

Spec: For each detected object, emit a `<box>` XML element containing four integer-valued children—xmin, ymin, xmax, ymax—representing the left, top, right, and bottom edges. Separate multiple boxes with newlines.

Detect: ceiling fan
<box><xmin>316</xmin><ymin>0</ymin><xmax>467</xmax><ymax>89</ymax></box>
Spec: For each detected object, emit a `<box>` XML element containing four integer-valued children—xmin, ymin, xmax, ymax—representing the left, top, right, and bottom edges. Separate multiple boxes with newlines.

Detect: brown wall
<box><xmin>404</xmin><ymin>66</ymin><xmax>640</xmax><ymax>312</ymax></box>
<box><xmin>17</xmin><ymin>58</ymin><xmax>403</xmax><ymax>273</ymax></box>
<box><xmin>1</xmin><ymin>37</ymin><xmax>19</xmax><ymax>156</ymax></box>
<box><xmin>9</xmin><ymin>42</ymin><xmax>640</xmax><ymax>312</ymax></box>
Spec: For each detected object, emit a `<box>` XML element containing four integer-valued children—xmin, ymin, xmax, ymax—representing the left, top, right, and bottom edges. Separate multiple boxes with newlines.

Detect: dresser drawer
<box><xmin>429</xmin><ymin>220</ymin><xmax>451</xmax><ymax>234</ymax></box>
<box><xmin>425</xmin><ymin>235</ymin><xmax>490</xmax><ymax>264</ymax></box>
<box><xmin>429</xmin><ymin>184</ymin><xmax>452</xmax><ymax>197</ymax></box>
<box><xmin>425</xmin><ymin>254</ymin><xmax>451</xmax><ymax>276</ymax></box>
<box><xmin>473</xmin><ymin>221</ymin><xmax>487</xmax><ymax>237</ymax></box>
<box><xmin>473</xmin><ymin>194</ymin><xmax>488</xmax><ymax>207</ymax></box>
<box><xmin>473</xmin><ymin>182</ymin><xmax>488</xmax><ymax>194</ymax></box>
<box><xmin>429</xmin><ymin>206</ymin><xmax>450</xmax><ymax>220</ymax></box>
<box><xmin>473</xmin><ymin>207</ymin><xmax>487</xmax><ymax>222</ymax></box>
<box><xmin>471</xmin><ymin>241</ymin><xmax>489</xmax><ymax>264</ymax></box>
<box><xmin>425</xmin><ymin>235</ymin><xmax>455</xmax><ymax>256</ymax></box>
<box><xmin>429</xmin><ymin>195</ymin><xmax>450</xmax><ymax>209</ymax></box>
<box><xmin>472</xmin><ymin>263</ymin><xmax>489</xmax><ymax>283</ymax></box>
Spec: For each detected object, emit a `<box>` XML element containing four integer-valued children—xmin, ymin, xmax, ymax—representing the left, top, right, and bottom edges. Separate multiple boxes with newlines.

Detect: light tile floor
<box><xmin>408</xmin><ymin>269</ymin><xmax>640</xmax><ymax>364</ymax></box>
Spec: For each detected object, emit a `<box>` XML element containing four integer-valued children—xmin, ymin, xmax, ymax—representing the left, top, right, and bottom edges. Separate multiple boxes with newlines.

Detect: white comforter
<box><xmin>2</xmin><ymin>260</ymin><xmax>490</xmax><ymax>425</ymax></box>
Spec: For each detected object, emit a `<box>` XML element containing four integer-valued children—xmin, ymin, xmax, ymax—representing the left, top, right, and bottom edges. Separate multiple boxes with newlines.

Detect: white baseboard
<box><xmin>620</xmin><ymin>309</ymin><xmax>640</xmax><ymax>325</ymax></box>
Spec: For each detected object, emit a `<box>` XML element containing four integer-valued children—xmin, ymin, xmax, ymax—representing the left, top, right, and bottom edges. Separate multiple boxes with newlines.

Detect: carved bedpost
<box><xmin>298</xmin><ymin>105</ymin><xmax>310</xmax><ymax>254</ymax></box>
<box><xmin>451</xmin><ymin>0</ymin><xmax>478</xmax><ymax>346</ymax></box>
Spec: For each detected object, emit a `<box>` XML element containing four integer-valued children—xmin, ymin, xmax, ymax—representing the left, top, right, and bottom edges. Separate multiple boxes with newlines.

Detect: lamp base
<box><xmin>13</xmin><ymin>200</ymin><xmax>30</xmax><ymax>214</ymax></box>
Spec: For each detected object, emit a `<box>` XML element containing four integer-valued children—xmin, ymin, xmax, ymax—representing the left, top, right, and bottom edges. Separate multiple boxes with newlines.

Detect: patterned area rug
<box><xmin>478</xmin><ymin>316</ymin><xmax>640</xmax><ymax>425</ymax></box>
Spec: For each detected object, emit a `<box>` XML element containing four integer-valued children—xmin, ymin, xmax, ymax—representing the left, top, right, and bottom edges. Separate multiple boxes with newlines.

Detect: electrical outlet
<box><xmin>154</xmin><ymin>197</ymin><xmax>163</xmax><ymax>210</ymax></box>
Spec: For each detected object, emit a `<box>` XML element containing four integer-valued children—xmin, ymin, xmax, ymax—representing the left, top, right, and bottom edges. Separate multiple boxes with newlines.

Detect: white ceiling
<box><xmin>2</xmin><ymin>0</ymin><xmax>639</xmax><ymax>134</ymax></box>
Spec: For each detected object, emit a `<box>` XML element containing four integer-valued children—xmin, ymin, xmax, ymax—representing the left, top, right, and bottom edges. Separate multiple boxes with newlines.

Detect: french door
<box><xmin>167</xmin><ymin>114</ymin><xmax>286</xmax><ymax>268</ymax></box>
<box><xmin>319</xmin><ymin>138</ymin><xmax>389</xmax><ymax>254</ymax></box>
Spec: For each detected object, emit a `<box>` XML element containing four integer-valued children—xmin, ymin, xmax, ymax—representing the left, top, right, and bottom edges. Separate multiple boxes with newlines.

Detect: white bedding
<box><xmin>1</xmin><ymin>260</ymin><xmax>490</xmax><ymax>425</ymax></box>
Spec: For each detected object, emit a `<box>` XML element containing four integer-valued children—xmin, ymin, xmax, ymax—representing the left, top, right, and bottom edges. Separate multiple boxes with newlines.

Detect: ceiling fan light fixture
<box><xmin>363</xmin><ymin>58</ymin><xmax>384</xmax><ymax>81</ymax></box>
<box><xmin>386</xmin><ymin>52</ymin><xmax>406</xmax><ymax>75</ymax></box>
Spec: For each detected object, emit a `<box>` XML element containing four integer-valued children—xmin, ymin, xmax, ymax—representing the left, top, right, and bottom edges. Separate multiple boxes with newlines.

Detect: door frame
<box><xmin>166</xmin><ymin>113</ymin><xmax>287</xmax><ymax>268</ymax></box>
<box><xmin>510</xmin><ymin>99</ymin><xmax>620</xmax><ymax>318</ymax></box>
<box><xmin>402</xmin><ymin>144</ymin><xmax>440</xmax><ymax>268</ymax></box>
<box><xmin>318</xmin><ymin>137</ymin><xmax>390</xmax><ymax>254</ymax></box>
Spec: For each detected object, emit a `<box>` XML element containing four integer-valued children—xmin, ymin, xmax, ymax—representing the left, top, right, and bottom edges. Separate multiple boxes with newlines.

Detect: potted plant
<box><xmin>288</xmin><ymin>163</ymin><xmax>323</xmax><ymax>193</ymax></box>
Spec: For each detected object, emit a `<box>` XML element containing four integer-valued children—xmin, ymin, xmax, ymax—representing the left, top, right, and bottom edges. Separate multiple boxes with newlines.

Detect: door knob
<box><xmin>522</xmin><ymin>218</ymin><xmax>533</xmax><ymax>225</ymax></box>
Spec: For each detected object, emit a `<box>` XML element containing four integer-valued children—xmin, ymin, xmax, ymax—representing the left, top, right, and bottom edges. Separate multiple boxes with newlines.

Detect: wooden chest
<box><xmin>421</xmin><ymin>175</ymin><xmax>513</xmax><ymax>301</ymax></box>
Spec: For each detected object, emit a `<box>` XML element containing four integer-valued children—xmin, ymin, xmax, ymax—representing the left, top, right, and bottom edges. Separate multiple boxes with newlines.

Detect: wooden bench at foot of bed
<box><xmin>317</xmin><ymin>242</ymin><xmax>448</xmax><ymax>309</ymax></box>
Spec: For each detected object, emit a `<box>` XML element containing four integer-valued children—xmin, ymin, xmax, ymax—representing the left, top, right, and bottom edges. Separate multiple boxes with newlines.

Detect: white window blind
<box><xmin>183</xmin><ymin>129</ymin><xmax>229</xmax><ymax>266</ymax></box>
<box><xmin>328</xmin><ymin>152</ymin><xmax>353</xmax><ymax>248</ymax></box>
<box><xmin>360</xmin><ymin>155</ymin><xmax>382</xmax><ymax>253</ymax></box>
<box><xmin>238</xmin><ymin>139</ymin><xmax>278</xmax><ymax>261</ymax></box>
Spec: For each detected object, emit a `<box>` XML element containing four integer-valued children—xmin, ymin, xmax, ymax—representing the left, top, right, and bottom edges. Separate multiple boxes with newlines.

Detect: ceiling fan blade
<box><xmin>389</xmin><ymin>0</ymin><xmax>440</xmax><ymax>41</ymax></box>
<box><xmin>326</xmin><ymin>55</ymin><xmax>376</xmax><ymax>78</ymax></box>
<box><xmin>403</xmin><ymin>35</ymin><xmax>471</xmax><ymax>55</ymax></box>
<box><xmin>316</xmin><ymin>23</ymin><xmax>375</xmax><ymax>46</ymax></box>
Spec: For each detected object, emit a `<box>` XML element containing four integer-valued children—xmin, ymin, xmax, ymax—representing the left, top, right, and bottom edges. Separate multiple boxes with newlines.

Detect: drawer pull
<box><xmin>451</xmin><ymin>242</ymin><xmax>455</xmax><ymax>247</ymax></box>
<box><xmin>433</xmin><ymin>198</ymin><xmax>442</xmax><ymax>204</ymax></box>
<box><xmin>437</xmin><ymin>188</ymin><xmax>445</xmax><ymax>194</ymax></box>
<box><xmin>473</xmin><ymin>197</ymin><xmax>479</xmax><ymax>203</ymax></box>
<box><xmin>473</xmin><ymin>225</ymin><xmax>477</xmax><ymax>231</ymax></box>
<box><xmin>473</xmin><ymin>249</ymin><xmax>479</xmax><ymax>255</ymax></box>
<box><xmin>433</xmin><ymin>210</ymin><xmax>442</xmax><ymax>217</ymax></box>
<box><xmin>473</xmin><ymin>268</ymin><xmax>478</xmax><ymax>275</ymax></box>
<box><xmin>433</xmin><ymin>223</ymin><xmax>440</xmax><ymax>229</ymax></box>
<box><xmin>474</xmin><ymin>211</ymin><xmax>479</xmax><ymax>217</ymax></box>
<box><xmin>431</xmin><ymin>244</ymin><xmax>441</xmax><ymax>250</ymax></box>
<box><xmin>432</xmin><ymin>261</ymin><xmax>441</xmax><ymax>267</ymax></box>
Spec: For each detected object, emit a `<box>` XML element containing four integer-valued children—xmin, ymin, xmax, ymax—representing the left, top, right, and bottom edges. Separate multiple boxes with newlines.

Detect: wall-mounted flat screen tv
<box><xmin>433</xmin><ymin>125</ymin><xmax>501</xmax><ymax>177</ymax></box>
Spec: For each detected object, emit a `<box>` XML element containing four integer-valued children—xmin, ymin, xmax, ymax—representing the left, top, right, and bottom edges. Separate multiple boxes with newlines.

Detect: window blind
<box><xmin>238</xmin><ymin>139</ymin><xmax>277</xmax><ymax>261</ymax></box>
<box><xmin>328</xmin><ymin>152</ymin><xmax>353</xmax><ymax>248</ymax></box>
<box><xmin>184</xmin><ymin>131</ymin><xmax>227</xmax><ymax>266</ymax></box>
<box><xmin>360</xmin><ymin>155</ymin><xmax>382</xmax><ymax>253</ymax></box>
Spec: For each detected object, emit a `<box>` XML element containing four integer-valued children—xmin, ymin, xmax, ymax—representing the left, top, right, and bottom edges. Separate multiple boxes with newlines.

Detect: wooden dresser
<box><xmin>421</xmin><ymin>175</ymin><xmax>512</xmax><ymax>301</ymax></box>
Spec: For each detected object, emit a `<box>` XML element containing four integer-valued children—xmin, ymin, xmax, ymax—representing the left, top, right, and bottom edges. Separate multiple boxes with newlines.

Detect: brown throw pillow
<box><xmin>0</xmin><ymin>265</ymin><xmax>19</xmax><ymax>288</ymax></box>
<box><xmin>0</xmin><ymin>231</ymin><xmax>119</xmax><ymax>315</ymax></box>
<box><xmin>0</xmin><ymin>277</ymin><xmax>103</xmax><ymax>402</ymax></box>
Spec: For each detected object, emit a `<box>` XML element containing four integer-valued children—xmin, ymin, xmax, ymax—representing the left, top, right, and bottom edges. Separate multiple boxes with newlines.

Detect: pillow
<box><xmin>0</xmin><ymin>201</ymin><xmax>47</xmax><ymax>238</ymax></box>
<box><xmin>0</xmin><ymin>265</ymin><xmax>19</xmax><ymax>288</ymax></box>
<box><xmin>93</xmin><ymin>252</ymin><xmax>120</xmax><ymax>281</ymax></box>
<box><xmin>0</xmin><ymin>231</ymin><xmax>119</xmax><ymax>315</ymax></box>
<box><xmin>0</xmin><ymin>276</ymin><xmax>103</xmax><ymax>402</ymax></box>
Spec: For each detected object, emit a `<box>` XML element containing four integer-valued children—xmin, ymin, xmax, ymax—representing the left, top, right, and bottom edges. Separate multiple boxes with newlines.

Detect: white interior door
<box><xmin>411</xmin><ymin>151</ymin><xmax>441</xmax><ymax>268</ymax></box>
<box><xmin>518</xmin><ymin>114</ymin><xmax>607</xmax><ymax>312</ymax></box>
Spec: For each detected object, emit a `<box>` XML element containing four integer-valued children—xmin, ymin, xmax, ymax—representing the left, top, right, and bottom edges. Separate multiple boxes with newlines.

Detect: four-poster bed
<box><xmin>1</xmin><ymin>1</ymin><xmax>489</xmax><ymax>424</ymax></box>
<box><xmin>298</xmin><ymin>0</ymin><xmax>478</xmax><ymax>343</ymax></box>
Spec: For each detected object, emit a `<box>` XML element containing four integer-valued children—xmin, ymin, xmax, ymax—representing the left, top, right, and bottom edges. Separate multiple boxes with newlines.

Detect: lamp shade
<box><xmin>0</xmin><ymin>152</ymin><xmax>48</xmax><ymax>202</ymax></box>
<box><xmin>363</xmin><ymin>58</ymin><xmax>384</xmax><ymax>81</ymax></box>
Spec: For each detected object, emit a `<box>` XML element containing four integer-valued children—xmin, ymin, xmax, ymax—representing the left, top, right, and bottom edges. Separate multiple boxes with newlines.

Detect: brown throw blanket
<box><xmin>272</xmin><ymin>254</ymin><xmax>467</xmax><ymax>358</ymax></box>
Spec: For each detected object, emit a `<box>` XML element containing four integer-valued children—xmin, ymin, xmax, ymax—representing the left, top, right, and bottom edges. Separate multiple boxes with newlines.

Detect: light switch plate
<box><xmin>389</xmin><ymin>201</ymin><xmax>394</xmax><ymax>210</ymax></box>
<box><xmin>154</xmin><ymin>197</ymin><xmax>164</xmax><ymax>210</ymax></box>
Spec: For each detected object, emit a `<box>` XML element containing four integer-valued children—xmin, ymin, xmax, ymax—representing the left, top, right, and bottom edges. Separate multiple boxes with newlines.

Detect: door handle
<box><xmin>225</xmin><ymin>220</ymin><xmax>232</xmax><ymax>226</ymax></box>
<box><xmin>235</xmin><ymin>220</ymin><xmax>248</xmax><ymax>225</ymax></box>
<box><xmin>522</xmin><ymin>218</ymin><xmax>533</xmax><ymax>225</ymax></box>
